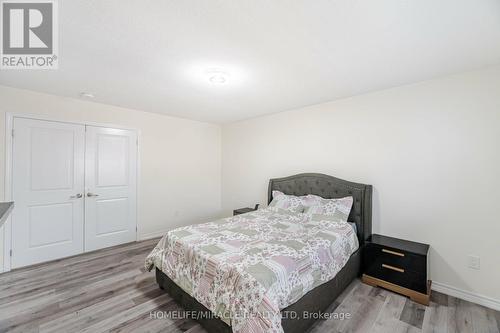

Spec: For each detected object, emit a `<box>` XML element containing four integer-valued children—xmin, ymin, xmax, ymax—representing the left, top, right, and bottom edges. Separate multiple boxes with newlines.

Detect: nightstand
<box><xmin>233</xmin><ymin>204</ymin><xmax>259</xmax><ymax>216</ymax></box>
<box><xmin>362</xmin><ymin>234</ymin><xmax>431</xmax><ymax>305</ymax></box>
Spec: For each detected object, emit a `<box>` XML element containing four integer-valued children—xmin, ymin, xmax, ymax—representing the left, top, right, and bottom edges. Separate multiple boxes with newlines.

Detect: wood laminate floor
<box><xmin>0</xmin><ymin>239</ymin><xmax>498</xmax><ymax>333</ymax></box>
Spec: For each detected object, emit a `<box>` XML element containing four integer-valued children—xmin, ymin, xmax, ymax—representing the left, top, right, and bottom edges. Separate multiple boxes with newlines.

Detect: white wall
<box><xmin>0</xmin><ymin>85</ymin><xmax>222</xmax><ymax>270</ymax></box>
<box><xmin>222</xmin><ymin>66</ymin><xmax>500</xmax><ymax>302</ymax></box>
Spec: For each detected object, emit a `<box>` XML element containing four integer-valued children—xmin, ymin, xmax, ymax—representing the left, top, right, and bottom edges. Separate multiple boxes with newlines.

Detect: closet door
<box><xmin>84</xmin><ymin>126</ymin><xmax>137</xmax><ymax>251</ymax></box>
<box><xmin>11</xmin><ymin>118</ymin><xmax>85</xmax><ymax>268</ymax></box>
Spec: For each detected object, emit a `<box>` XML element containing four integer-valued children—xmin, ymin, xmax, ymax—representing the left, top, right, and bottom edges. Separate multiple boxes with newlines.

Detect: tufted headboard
<box><xmin>268</xmin><ymin>173</ymin><xmax>372</xmax><ymax>244</ymax></box>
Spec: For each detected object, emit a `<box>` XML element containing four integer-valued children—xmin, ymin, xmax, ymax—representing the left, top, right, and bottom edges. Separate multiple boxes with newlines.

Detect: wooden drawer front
<box><xmin>364</xmin><ymin>244</ymin><xmax>426</xmax><ymax>275</ymax></box>
<box><xmin>364</xmin><ymin>260</ymin><xmax>427</xmax><ymax>294</ymax></box>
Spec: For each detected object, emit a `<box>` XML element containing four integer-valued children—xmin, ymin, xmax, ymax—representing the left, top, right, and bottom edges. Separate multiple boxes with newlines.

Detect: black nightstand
<box><xmin>233</xmin><ymin>204</ymin><xmax>259</xmax><ymax>216</ymax></box>
<box><xmin>362</xmin><ymin>234</ymin><xmax>431</xmax><ymax>305</ymax></box>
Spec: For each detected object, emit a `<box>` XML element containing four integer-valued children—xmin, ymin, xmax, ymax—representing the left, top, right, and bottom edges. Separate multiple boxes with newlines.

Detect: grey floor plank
<box><xmin>400</xmin><ymin>298</ymin><xmax>427</xmax><ymax>329</ymax></box>
<box><xmin>341</xmin><ymin>286</ymin><xmax>387</xmax><ymax>332</ymax></box>
<box><xmin>0</xmin><ymin>238</ymin><xmax>498</xmax><ymax>333</ymax></box>
<box><xmin>0</xmin><ymin>239</ymin><xmax>158</xmax><ymax>286</ymax></box>
<box><xmin>369</xmin><ymin>292</ymin><xmax>408</xmax><ymax>333</ymax></box>
<box><xmin>421</xmin><ymin>293</ymin><xmax>448</xmax><ymax>333</ymax></box>
<box><xmin>39</xmin><ymin>280</ymin><xmax>158</xmax><ymax>333</ymax></box>
<box><xmin>448</xmin><ymin>296</ymin><xmax>474</xmax><ymax>333</ymax></box>
<box><xmin>78</xmin><ymin>294</ymin><xmax>174</xmax><ymax>333</ymax></box>
<box><xmin>185</xmin><ymin>324</ymin><xmax>207</xmax><ymax>333</ymax></box>
<box><xmin>490</xmin><ymin>308</ymin><xmax>500</xmax><ymax>331</ymax></box>
<box><xmin>469</xmin><ymin>303</ymin><xmax>499</xmax><ymax>333</ymax></box>
<box><xmin>308</xmin><ymin>280</ymin><xmax>372</xmax><ymax>332</ymax></box>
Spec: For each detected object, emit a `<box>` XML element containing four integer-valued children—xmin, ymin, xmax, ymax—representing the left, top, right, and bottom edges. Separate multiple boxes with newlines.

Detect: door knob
<box><xmin>87</xmin><ymin>192</ymin><xmax>99</xmax><ymax>197</ymax></box>
<box><xmin>70</xmin><ymin>193</ymin><xmax>83</xmax><ymax>199</ymax></box>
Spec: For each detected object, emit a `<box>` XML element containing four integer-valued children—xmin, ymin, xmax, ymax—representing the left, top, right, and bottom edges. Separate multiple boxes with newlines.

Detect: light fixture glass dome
<box><xmin>206</xmin><ymin>69</ymin><xmax>229</xmax><ymax>85</ymax></box>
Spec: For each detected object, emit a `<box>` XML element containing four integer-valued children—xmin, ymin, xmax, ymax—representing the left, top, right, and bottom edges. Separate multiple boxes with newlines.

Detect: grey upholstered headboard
<box><xmin>268</xmin><ymin>173</ymin><xmax>372</xmax><ymax>244</ymax></box>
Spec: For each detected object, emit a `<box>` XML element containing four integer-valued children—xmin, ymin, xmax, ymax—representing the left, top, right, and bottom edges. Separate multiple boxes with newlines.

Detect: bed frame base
<box><xmin>155</xmin><ymin>249</ymin><xmax>361</xmax><ymax>333</ymax></box>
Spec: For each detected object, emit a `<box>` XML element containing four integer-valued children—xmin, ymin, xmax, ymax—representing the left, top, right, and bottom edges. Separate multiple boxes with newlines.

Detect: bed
<box><xmin>146</xmin><ymin>173</ymin><xmax>372</xmax><ymax>333</ymax></box>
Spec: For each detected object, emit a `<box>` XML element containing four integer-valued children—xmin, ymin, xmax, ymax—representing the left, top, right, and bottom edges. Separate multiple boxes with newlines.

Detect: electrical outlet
<box><xmin>467</xmin><ymin>255</ymin><xmax>480</xmax><ymax>270</ymax></box>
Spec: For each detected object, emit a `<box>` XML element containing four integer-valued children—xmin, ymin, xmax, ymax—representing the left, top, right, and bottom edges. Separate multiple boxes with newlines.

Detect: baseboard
<box><xmin>138</xmin><ymin>229</ymin><xmax>169</xmax><ymax>241</ymax></box>
<box><xmin>432</xmin><ymin>281</ymin><xmax>500</xmax><ymax>311</ymax></box>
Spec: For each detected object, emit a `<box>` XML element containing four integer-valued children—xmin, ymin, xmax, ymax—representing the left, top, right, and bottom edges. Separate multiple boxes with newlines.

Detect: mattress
<box><xmin>145</xmin><ymin>208</ymin><xmax>359</xmax><ymax>333</ymax></box>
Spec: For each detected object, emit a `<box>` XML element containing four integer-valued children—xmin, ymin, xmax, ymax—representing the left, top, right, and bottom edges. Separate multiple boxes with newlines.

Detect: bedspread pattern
<box><xmin>145</xmin><ymin>208</ymin><xmax>358</xmax><ymax>333</ymax></box>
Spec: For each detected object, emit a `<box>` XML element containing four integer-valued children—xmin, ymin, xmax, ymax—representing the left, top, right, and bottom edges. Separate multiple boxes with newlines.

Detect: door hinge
<box><xmin>10</xmin><ymin>249</ymin><xmax>12</xmax><ymax>257</ymax></box>
<box><xmin>11</xmin><ymin>129</ymin><xmax>14</xmax><ymax>138</ymax></box>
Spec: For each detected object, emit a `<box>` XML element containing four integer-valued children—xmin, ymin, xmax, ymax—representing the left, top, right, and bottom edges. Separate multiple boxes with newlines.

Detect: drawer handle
<box><xmin>382</xmin><ymin>248</ymin><xmax>405</xmax><ymax>257</ymax></box>
<box><xmin>382</xmin><ymin>264</ymin><xmax>405</xmax><ymax>273</ymax></box>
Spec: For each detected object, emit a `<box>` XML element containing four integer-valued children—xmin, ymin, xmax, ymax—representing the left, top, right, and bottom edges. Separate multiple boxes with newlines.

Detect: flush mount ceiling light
<box><xmin>206</xmin><ymin>69</ymin><xmax>229</xmax><ymax>85</ymax></box>
<box><xmin>79</xmin><ymin>92</ymin><xmax>95</xmax><ymax>99</ymax></box>
<box><xmin>186</xmin><ymin>63</ymin><xmax>248</xmax><ymax>89</ymax></box>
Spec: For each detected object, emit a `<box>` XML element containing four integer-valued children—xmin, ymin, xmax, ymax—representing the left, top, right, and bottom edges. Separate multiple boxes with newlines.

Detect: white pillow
<box><xmin>268</xmin><ymin>190</ymin><xmax>305</xmax><ymax>213</ymax></box>
<box><xmin>303</xmin><ymin>195</ymin><xmax>353</xmax><ymax>223</ymax></box>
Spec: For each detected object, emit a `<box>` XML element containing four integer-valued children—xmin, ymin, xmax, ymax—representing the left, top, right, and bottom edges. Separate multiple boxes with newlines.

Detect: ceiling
<box><xmin>1</xmin><ymin>0</ymin><xmax>500</xmax><ymax>123</ymax></box>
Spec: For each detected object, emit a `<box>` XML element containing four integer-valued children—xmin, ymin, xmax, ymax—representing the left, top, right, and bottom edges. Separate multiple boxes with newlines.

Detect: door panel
<box><xmin>95</xmin><ymin>198</ymin><xmax>129</xmax><ymax>235</ymax></box>
<box><xmin>12</xmin><ymin>118</ymin><xmax>85</xmax><ymax>268</ymax></box>
<box><xmin>96</xmin><ymin>134</ymin><xmax>130</xmax><ymax>187</ymax></box>
<box><xmin>28</xmin><ymin>203</ymin><xmax>74</xmax><ymax>247</ymax></box>
<box><xmin>85</xmin><ymin>126</ymin><xmax>137</xmax><ymax>251</ymax></box>
<box><xmin>30</xmin><ymin>127</ymin><xmax>75</xmax><ymax>191</ymax></box>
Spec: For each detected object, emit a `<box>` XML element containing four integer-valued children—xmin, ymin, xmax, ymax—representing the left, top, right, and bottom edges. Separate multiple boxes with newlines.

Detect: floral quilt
<box><xmin>145</xmin><ymin>207</ymin><xmax>359</xmax><ymax>333</ymax></box>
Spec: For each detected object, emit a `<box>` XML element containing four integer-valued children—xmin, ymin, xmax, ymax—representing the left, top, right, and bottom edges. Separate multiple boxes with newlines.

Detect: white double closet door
<box><xmin>11</xmin><ymin>118</ymin><xmax>137</xmax><ymax>269</ymax></box>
